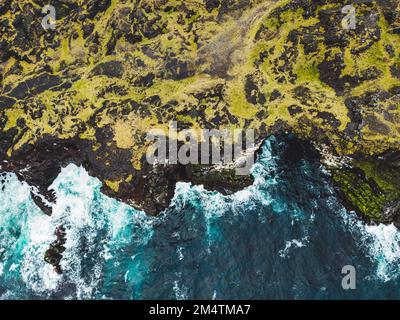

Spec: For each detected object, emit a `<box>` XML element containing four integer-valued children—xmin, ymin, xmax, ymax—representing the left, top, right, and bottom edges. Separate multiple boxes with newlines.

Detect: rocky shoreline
<box><xmin>2</xmin><ymin>127</ymin><xmax>398</xmax><ymax>223</ymax></box>
<box><xmin>1</xmin><ymin>126</ymin><xmax>400</xmax><ymax>273</ymax></box>
<box><xmin>1</xmin><ymin>0</ymin><xmax>400</xmax><ymax>272</ymax></box>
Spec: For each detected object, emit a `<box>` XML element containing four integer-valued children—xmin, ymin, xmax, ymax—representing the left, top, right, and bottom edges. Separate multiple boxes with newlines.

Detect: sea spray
<box><xmin>0</xmin><ymin>172</ymin><xmax>56</xmax><ymax>298</ymax></box>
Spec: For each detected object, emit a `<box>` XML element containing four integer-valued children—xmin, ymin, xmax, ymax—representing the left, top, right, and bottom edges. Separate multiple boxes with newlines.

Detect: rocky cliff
<box><xmin>1</xmin><ymin>0</ymin><xmax>399</xmax><ymax>228</ymax></box>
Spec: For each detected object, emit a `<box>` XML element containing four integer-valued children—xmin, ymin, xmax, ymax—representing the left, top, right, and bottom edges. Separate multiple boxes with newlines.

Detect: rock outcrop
<box><xmin>0</xmin><ymin>0</ymin><xmax>399</xmax><ymax>226</ymax></box>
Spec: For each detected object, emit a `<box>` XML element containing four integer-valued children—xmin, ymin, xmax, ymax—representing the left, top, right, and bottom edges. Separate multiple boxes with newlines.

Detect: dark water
<box><xmin>0</xmin><ymin>135</ymin><xmax>399</xmax><ymax>299</ymax></box>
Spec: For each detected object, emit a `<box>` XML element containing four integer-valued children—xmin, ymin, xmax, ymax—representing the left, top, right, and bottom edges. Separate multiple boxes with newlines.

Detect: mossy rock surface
<box><xmin>0</xmin><ymin>0</ymin><xmax>399</xmax><ymax>222</ymax></box>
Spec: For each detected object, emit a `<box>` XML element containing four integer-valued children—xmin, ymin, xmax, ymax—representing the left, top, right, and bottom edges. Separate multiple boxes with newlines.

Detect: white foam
<box><xmin>177</xmin><ymin>247</ymin><xmax>184</xmax><ymax>261</ymax></box>
<box><xmin>339</xmin><ymin>207</ymin><xmax>400</xmax><ymax>282</ymax></box>
<box><xmin>0</xmin><ymin>172</ymin><xmax>59</xmax><ymax>295</ymax></box>
<box><xmin>278</xmin><ymin>236</ymin><xmax>309</xmax><ymax>258</ymax></box>
<box><xmin>1</xmin><ymin>164</ymin><xmax>154</xmax><ymax>298</ymax></box>
<box><xmin>364</xmin><ymin>223</ymin><xmax>400</xmax><ymax>282</ymax></box>
<box><xmin>173</xmin><ymin>278</ymin><xmax>188</xmax><ymax>300</ymax></box>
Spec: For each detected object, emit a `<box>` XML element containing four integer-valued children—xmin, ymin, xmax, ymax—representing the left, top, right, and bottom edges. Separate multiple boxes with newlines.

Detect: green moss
<box><xmin>2</xmin><ymin>0</ymin><xmax>400</xmax><ymax>221</ymax></box>
<box><xmin>332</xmin><ymin>158</ymin><xmax>400</xmax><ymax>221</ymax></box>
<box><xmin>332</xmin><ymin>168</ymin><xmax>385</xmax><ymax>220</ymax></box>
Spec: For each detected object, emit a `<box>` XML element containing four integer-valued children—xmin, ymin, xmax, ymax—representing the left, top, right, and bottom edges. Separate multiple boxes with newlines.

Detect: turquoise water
<box><xmin>0</xmin><ymin>135</ymin><xmax>400</xmax><ymax>299</ymax></box>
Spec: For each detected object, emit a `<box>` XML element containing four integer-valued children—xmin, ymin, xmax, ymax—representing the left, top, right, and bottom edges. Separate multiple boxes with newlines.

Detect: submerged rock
<box><xmin>44</xmin><ymin>226</ymin><xmax>66</xmax><ymax>274</ymax></box>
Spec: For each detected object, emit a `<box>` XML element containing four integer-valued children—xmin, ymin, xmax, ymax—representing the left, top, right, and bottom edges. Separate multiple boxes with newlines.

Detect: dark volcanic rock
<box><xmin>8</xmin><ymin>73</ymin><xmax>62</xmax><ymax>99</ymax></box>
<box><xmin>91</xmin><ymin>61</ymin><xmax>124</xmax><ymax>78</ymax></box>
<box><xmin>44</xmin><ymin>226</ymin><xmax>66</xmax><ymax>274</ymax></box>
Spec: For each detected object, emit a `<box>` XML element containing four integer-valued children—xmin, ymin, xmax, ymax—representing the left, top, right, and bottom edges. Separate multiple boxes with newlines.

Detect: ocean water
<box><xmin>0</xmin><ymin>135</ymin><xmax>399</xmax><ymax>299</ymax></box>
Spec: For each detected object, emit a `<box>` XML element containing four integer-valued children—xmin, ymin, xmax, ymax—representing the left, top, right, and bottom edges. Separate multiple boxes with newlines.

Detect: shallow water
<box><xmin>0</xmin><ymin>135</ymin><xmax>399</xmax><ymax>299</ymax></box>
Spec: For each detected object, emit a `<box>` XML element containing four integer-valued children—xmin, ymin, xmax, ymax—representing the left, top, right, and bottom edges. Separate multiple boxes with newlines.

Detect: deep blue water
<box><xmin>0</xmin><ymin>135</ymin><xmax>399</xmax><ymax>299</ymax></box>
